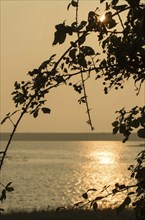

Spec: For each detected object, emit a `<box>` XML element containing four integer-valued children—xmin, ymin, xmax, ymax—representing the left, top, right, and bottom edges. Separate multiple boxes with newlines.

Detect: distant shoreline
<box><xmin>0</xmin><ymin>132</ymin><xmax>143</xmax><ymax>141</ymax></box>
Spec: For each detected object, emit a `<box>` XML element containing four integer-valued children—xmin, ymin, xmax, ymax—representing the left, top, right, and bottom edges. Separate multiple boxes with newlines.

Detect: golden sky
<box><xmin>1</xmin><ymin>0</ymin><xmax>144</xmax><ymax>133</ymax></box>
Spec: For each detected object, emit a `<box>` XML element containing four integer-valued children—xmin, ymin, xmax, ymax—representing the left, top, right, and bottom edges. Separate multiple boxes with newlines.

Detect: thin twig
<box><xmin>75</xmin><ymin>0</ymin><xmax>94</xmax><ymax>130</ymax></box>
<box><xmin>0</xmin><ymin>96</ymin><xmax>34</xmax><ymax>170</ymax></box>
<box><xmin>117</xmin><ymin>12</ymin><xmax>125</xmax><ymax>30</ymax></box>
<box><xmin>73</xmin><ymin>183</ymin><xmax>138</xmax><ymax>210</ymax></box>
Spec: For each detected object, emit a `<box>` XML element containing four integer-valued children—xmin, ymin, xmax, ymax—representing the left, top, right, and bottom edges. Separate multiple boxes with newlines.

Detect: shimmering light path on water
<box><xmin>1</xmin><ymin>141</ymin><xmax>144</xmax><ymax>212</ymax></box>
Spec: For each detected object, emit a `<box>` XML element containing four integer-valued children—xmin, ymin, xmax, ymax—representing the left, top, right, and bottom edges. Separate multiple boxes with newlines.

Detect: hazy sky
<box><xmin>1</xmin><ymin>0</ymin><xmax>144</xmax><ymax>133</ymax></box>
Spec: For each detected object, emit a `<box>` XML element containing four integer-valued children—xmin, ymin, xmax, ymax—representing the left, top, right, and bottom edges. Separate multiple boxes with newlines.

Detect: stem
<box><xmin>76</xmin><ymin>0</ymin><xmax>94</xmax><ymax>131</ymax></box>
<box><xmin>117</xmin><ymin>12</ymin><xmax>124</xmax><ymax>30</ymax></box>
<box><xmin>8</xmin><ymin>117</ymin><xmax>15</xmax><ymax>126</ymax></box>
<box><xmin>52</xmin><ymin>33</ymin><xmax>88</xmax><ymax>72</ymax></box>
<box><xmin>0</xmin><ymin>112</ymin><xmax>25</xmax><ymax>170</ymax></box>
<box><xmin>0</xmin><ymin>96</ymin><xmax>34</xmax><ymax>170</ymax></box>
<box><xmin>74</xmin><ymin>183</ymin><xmax>138</xmax><ymax>210</ymax></box>
<box><xmin>62</xmin><ymin>64</ymin><xmax>117</xmax><ymax>78</ymax></box>
<box><xmin>0</xmin><ymin>182</ymin><xmax>6</xmax><ymax>188</ymax></box>
<box><xmin>112</xmin><ymin>6</ymin><xmax>131</xmax><ymax>18</ymax></box>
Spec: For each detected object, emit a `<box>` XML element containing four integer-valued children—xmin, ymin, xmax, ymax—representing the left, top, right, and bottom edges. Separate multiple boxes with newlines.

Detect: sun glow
<box><xmin>90</xmin><ymin>150</ymin><xmax>116</xmax><ymax>165</ymax></box>
<box><xmin>100</xmin><ymin>14</ymin><xmax>105</xmax><ymax>22</ymax></box>
<box><xmin>98</xmin><ymin>152</ymin><xmax>115</xmax><ymax>165</ymax></box>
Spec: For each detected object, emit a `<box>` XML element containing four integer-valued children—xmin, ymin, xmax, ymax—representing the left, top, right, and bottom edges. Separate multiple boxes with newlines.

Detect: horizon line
<box><xmin>0</xmin><ymin>132</ymin><xmax>142</xmax><ymax>141</ymax></box>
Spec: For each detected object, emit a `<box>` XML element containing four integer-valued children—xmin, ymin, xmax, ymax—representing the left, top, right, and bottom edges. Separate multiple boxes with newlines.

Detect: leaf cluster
<box><xmin>9</xmin><ymin>55</ymin><xmax>60</xmax><ymax>119</ymax></box>
<box><xmin>112</xmin><ymin>106</ymin><xmax>145</xmax><ymax>142</ymax></box>
<box><xmin>0</xmin><ymin>182</ymin><xmax>14</xmax><ymax>213</ymax></box>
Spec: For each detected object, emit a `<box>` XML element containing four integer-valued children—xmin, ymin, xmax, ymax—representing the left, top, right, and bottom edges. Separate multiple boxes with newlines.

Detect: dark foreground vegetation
<box><xmin>1</xmin><ymin>208</ymin><xmax>134</xmax><ymax>220</ymax></box>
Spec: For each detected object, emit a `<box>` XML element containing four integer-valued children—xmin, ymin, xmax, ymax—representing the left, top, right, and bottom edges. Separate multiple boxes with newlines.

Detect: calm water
<box><xmin>0</xmin><ymin>140</ymin><xmax>144</xmax><ymax>212</ymax></box>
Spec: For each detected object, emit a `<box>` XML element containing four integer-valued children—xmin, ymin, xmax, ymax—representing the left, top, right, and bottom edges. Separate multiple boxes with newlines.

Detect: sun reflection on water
<box><xmin>93</xmin><ymin>151</ymin><xmax>116</xmax><ymax>165</ymax></box>
<box><xmin>82</xmin><ymin>141</ymin><xmax>129</xmax><ymax>208</ymax></box>
<box><xmin>88</xmin><ymin>141</ymin><xmax>118</xmax><ymax>165</ymax></box>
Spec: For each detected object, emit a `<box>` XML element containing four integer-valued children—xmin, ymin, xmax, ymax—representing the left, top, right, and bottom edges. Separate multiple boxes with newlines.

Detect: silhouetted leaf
<box><xmin>106</xmin><ymin>2</ymin><xmax>110</xmax><ymax>10</ymax></box>
<box><xmin>117</xmin><ymin>196</ymin><xmax>131</xmax><ymax>213</ymax></box>
<box><xmin>0</xmin><ymin>189</ymin><xmax>6</xmax><ymax>202</ymax></box>
<box><xmin>79</xmin><ymin>21</ymin><xmax>87</xmax><ymax>30</ymax></box>
<box><xmin>112</xmin><ymin>188</ymin><xmax>119</xmax><ymax>194</ymax></box>
<box><xmin>128</xmin><ymin>192</ymin><xmax>135</xmax><ymax>196</ymax></box>
<box><xmin>14</xmin><ymin>81</ymin><xmax>20</xmax><ymax>90</ymax></box>
<box><xmin>33</xmin><ymin>109</ymin><xmax>39</xmax><ymax>118</ymax></box>
<box><xmin>87</xmin><ymin>188</ymin><xmax>97</xmax><ymax>193</ymax></box>
<box><xmin>53</xmin><ymin>24</ymin><xmax>67</xmax><ymax>45</ymax></box>
<box><xmin>107</xmin><ymin>18</ymin><xmax>117</xmax><ymax>29</ymax></box>
<box><xmin>6</xmin><ymin>187</ymin><xmax>14</xmax><ymax>192</ymax></box>
<box><xmin>112</xmin><ymin>4</ymin><xmax>128</xmax><ymax>11</ymax></box>
<box><xmin>140</xmin><ymin>114</ymin><xmax>145</xmax><ymax>125</ymax></box>
<box><xmin>137</xmin><ymin>129</ymin><xmax>145</xmax><ymax>138</ymax></box>
<box><xmin>124</xmin><ymin>196</ymin><xmax>131</xmax><ymax>206</ymax></box>
<box><xmin>104</xmin><ymin>12</ymin><xmax>117</xmax><ymax>29</ymax></box>
<box><xmin>95</xmin><ymin>196</ymin><xmax>104</xmax><ymax>201</ymax></box>
<box><xmin>67</xmin><ymin>2</ymin><xmax>71</xmax><ymax>10</ymax></box>
<box><xmin>65</xmin><ymin>26</ymin><xmax>73</xmax><ymax>35</ymax></box>
<box><xmin>118</xmin><ymin>184</ymin><xmax>126</xmax><ymax>190</ymax></box>
<box><xmin>64</xmin><ymin>68</ymin><xmax>68</xmax><ymax>73</ymax></box>
<box><xmin>112</xmin><ymin>121</ymin><xmax>119</xmax><ymax>127</ymax></box>
<box><xmin>111</xmin><ymin>0</ymin><xmax>119</xmax><ymax>6</ymax></box>
<box><xmin>55</xmin><ymin>75</ymin><xmax>65</xmax><ymax>83</ymax></box>
<box><xmin>41</xmin><ymin>107</ymin><xmax>51</xmax><ymax>114</ymax></box>
<box><xmin>82</xmin><ymin>192</ymin><xmax>88</xmax><ymax>199</ymax></box>
<box><xmin>131</xmin><ymin>172</ymin><xmax>135</xmax><ymax>178</ymax></box>
<box><xmin>122</xmin><ymin>136</ymin><xmax>128</xmax><ymax>143</ymax></box>
<box><xmin>79</xmin><ymin>99</ymin><xmax>86</xmax><ymax>104</ymax></box>
<box><xmin>53</xmin><ymin>31</ymin><xmax>66</xmax><ymax>45</ymax></box>
<box><xmin>38</xmin><ymin>54</ymin><xmax>56</xmax><ymax>70</ymax></box>
<box><xmin>93</xmin><ymin>202</ymin><xmax>98</xmax><ymax>211</ymax></box>
<box><xmin>81</xmin><ymin>46</ymin><xmax>95</xmax><ymax>56</ymax></box>
<box><xmin>113</xmin><ymin>127</ymin><xmax>118</xmax><ymax>134</ymax></box>
<box><xmin>71</xmin><ymin>0</ymin><xmax>78</xmax><ymax>7</ymax></box>
<box><xmin>131</xmin><ymin>119</ymin><xmax>140</xmax><ymax>128</ymax></box>
<box><xmin>69</xmin><ymin>48</ymin><xmax>77</xmax><ymax>60</ymax></box>
<box><xmin>6</xmin><ymin>182</ymin><xmax>12</xmax><ymax>188</ymax></box>
<box><xmin>135</xmin><ymin>167</ymin><xmax>145</xmax><ymax>180</ymax></box>
<box><xmin>78</xmin><ymin>53</ymin><xmax>87</xmax><ymax>68</ymax></box>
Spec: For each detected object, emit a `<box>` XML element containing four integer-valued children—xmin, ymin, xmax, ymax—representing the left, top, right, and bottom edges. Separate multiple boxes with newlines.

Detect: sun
<box><xmin>100</xmin><ymin>14</ymin><xmax>106</xmax><ymax>22</ymax></box>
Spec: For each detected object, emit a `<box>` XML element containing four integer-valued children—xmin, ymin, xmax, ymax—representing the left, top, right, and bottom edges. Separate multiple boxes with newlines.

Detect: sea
<box><xmin>0</xmin><ymin>140</ymin><xmax>145</xmax><ymax>212</ymax></box>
